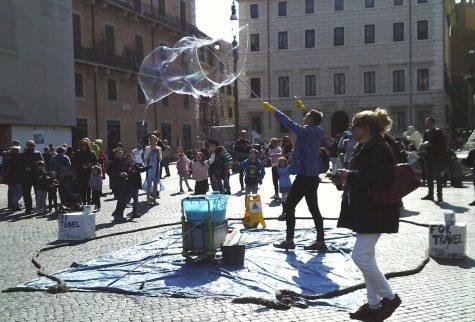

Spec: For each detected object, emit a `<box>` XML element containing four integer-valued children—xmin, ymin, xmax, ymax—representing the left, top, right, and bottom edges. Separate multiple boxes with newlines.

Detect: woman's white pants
<box><xmin>352</xmin><ymin>233</ymin><xmax>395</xmax><ymax>309</ymax></box>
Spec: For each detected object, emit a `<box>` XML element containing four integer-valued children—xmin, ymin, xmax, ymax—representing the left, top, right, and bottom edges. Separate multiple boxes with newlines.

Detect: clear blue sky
<box><xmin>196</xmin><ymin>0</ymin><xmax>237</xmax><ymax>41</ymax></box>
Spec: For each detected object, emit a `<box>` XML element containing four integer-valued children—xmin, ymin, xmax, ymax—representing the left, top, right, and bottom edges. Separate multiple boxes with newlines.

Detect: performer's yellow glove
<box><xmin>294</xmin><ymin>98</ymin><xmax>306</xmax><ymax>113</ymax></box>
<box><xmin>262</xmin><ymin>102</ymin><xmax>276</xmax><ymax>113</ymax></box>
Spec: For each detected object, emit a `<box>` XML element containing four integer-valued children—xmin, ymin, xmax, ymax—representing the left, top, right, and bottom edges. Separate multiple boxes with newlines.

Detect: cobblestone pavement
<box><xmin>0</xmin><ymin>170</ymin><xmax>474</xmax><ymax>321</ymax></box>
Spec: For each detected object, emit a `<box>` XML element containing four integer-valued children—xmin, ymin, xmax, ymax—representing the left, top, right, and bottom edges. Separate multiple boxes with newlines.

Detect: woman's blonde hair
<box><xmin>353</xmin><ymin>108</ymin><xmax>392</xmax><ymax>135</ymax></box>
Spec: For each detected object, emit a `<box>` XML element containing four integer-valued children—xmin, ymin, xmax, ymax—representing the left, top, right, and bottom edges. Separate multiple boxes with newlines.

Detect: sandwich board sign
<box><xmin>58</xmin><ymin>213</ymin><xmax>96</xmax><ymax>241</ymax></box>
<box><xmin>429</xmin><ymin>223</ymin><xmax>466</xmax><ymax>259</ymax></box>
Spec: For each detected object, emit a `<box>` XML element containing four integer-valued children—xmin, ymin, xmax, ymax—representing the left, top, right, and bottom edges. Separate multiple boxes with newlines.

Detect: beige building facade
<box><xmin>72</xmin><ymin>0</ymin><xmax>205</xmax><ymax>155</ymax></box>
<box><xmin>237</xmin><ymin>0</ymin><xmax>449</xmax><ymax>140</ymax></box>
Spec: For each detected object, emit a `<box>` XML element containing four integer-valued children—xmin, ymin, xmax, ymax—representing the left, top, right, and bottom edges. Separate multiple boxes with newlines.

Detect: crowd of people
<box><xmin>1</xmin><ymin>139</ymin><xmax>105</xmax><ymax>215</ymax></box>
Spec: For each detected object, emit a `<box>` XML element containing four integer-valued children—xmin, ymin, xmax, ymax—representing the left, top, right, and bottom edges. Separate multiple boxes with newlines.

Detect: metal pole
<box><xmin>232</xmin><ymin>33</ymin><xmax>239</xmax><ymax>135</ymax></box>
<box><xmin>151</xmin><ymin>23</ymin><xmax>158</xmax><ymax>130</ymax></box>
<box><xmin>234</xmin><ymin>79</ymin><xmax>239</xmax><ymax>134</ymax></box>
<box><xmin>267</xmin><ymin>0</ymin><xmax>271</xmax><ymax>131</ymax></box>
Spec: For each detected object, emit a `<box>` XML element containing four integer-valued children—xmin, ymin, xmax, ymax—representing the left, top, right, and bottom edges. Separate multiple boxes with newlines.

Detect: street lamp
<box><xmin>230</xmin><ymin>1</ymin><xmax>238</xmax><ymax>21</ymax></box>
<box><xmin>230</xmin><ymin>0</ymin><xmax>239</xmax><ymax>73</ymax></box>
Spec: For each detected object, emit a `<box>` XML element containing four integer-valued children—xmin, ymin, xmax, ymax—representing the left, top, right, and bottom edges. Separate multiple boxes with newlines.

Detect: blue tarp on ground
<box><xmin>22</xmin><ymin>225</ymin><xmax>362</xmax><ymax>309</ymax></box>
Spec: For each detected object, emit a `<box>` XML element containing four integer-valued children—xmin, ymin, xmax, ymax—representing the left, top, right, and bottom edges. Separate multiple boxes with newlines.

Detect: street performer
<box><xmin>262</xmin><ymin>99</ymin><xmax>327</xmax><ymax>251</ymax></box>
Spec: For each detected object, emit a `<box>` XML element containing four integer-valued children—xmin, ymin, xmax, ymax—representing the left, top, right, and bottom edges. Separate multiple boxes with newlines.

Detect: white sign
<box><xmin>429</xmin><ymin>223</ymin><xmax>466</xmax><ymax>259</ymax></box>
<box><xmin>58</xmin><ymin>213</ymin><xmax>96</xmax><ymax>241</ymax></box>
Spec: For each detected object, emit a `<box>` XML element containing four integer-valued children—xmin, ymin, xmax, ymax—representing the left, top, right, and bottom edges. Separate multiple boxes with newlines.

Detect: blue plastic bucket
<box><xmin>182</xmin><ymin>193</ymin><xmax>230</xmax><ymax>224</ymax></box>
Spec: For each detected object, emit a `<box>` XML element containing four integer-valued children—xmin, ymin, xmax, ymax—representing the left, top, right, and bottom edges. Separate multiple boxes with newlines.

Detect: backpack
<box><xmin>319</xmin><ymin>148</ymin><xmax>330</xmax><ymax>174</ymax></box>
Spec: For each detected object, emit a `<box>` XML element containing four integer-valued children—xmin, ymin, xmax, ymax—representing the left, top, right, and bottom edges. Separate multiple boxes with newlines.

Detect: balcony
<box><xmin>74</xmin><ymin>45</ymin><xmax>139</xmax><ymax>72</ymax></box>
<box><xmin>104</xmin><ymin>0</ymin><xmax>204</xmax><ymax>37</ymax></box>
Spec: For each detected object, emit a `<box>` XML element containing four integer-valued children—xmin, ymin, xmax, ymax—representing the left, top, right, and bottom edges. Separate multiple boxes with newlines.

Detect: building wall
<box><xmin>0</xmin><ymin>0</ymin><xmax>75</xmax><ymax>129</ymax></box>
<box><xmin>237</xmin><ymin>0</ymin><xmax>447</xmax><ymax>140</ymax></box>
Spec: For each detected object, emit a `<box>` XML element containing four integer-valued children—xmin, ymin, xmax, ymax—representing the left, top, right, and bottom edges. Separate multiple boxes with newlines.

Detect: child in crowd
<box><xmin>107</xmin><ymin>148</ymin><xmax>125</xmax><ymax>199</ymax></box>
<box><xmin>124</xmin><ymin>154</ymin><xmax>150</xmax><ymax>218</ymax></box>
<box><xmin>277</xmin><ymin>157</ymin><xmax>292</xmax><ymax>221</ymax></box>
<box><xmin>406</xmin><ymin>144</ymin><xmax>418</xmax><ymax>167</ymax></box>
<box><xmin>48</xmin><ymin>172</ymin><xmax>59</xmax><ymax>213</ymax></box>
<box><xmin>58</xmin><ymin>167</ymin><xmax>78</xmax><ymax>210</ymax></box>
<box><xmin>89</xmin><ymin>165</ymin><xmax>103</xmax><ymax>212</ymax></box>
<box><xmin>36</xmin><ymin>161</ymin><xmax>51</xmax><ymax>214</ymax></box>
<box><xmin>209</xmin><ymin>146</ymin><xmax>228</xmax><ymax>194</ymax></box>
<box><xmin>176</xmin><ymin>150</ymin><xmax>211</xmax><ymax>195</ymax></box>
<box><xmin>177</xmin><ymin>148</ymin><xmax>193</xmax><ymax>193</ymax></box>
<box><xmin>207</xmin><ymin>140</ymin><xmax>232</xmax><ymax>194</ymax></box>
<box><xmin>268</xmin><ymin>138</ymin><xmax>282</xmax><ymax>199</ymax></box>
<box><xmin>107</xmin><ymin>148</ymin><xmax>128</xmax><ymax>222</ymax></box>
<box><xmin>239</xmin><ymin>149</ymin><xmax>265</xmax><ymax>195</ymax></box>
<box><xmin>191</xmin><ymin>151</ymin><xmax>211</xmax><ymax>195</ymax></box>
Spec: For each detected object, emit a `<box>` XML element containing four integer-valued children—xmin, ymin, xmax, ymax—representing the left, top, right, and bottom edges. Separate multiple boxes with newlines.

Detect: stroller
<box><xmin>58</xmin><ymin>167</ymin><xmax>81</xmax><ymax>211</ymax></box>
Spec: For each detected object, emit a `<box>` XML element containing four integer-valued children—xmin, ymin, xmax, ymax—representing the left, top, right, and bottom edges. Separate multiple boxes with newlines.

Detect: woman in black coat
<box><xmin>74</xmin><ymin>139</ymin><xmax>97</xmax><ymax>205</ymax></box>
<box><xmin>335</xmin><ymin>108</ymin><xmax>401</xmax><ymax>321</ymax></box>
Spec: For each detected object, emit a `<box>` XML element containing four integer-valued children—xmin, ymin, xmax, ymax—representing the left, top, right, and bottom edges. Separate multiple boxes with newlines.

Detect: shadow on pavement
<box><xmin>96</xmin><ymin>221</ymin><xmax>116</xmax><ymax>231</ymax></box>
<box><xmin>439</xmin><ymin>202</ymin><xmax>470</xmax><ymax>214</ymax></box>
<box><xmin>0</xmin><ymin>210</ymin><xmax>38</xmax><ymax>222</ymax></box>
<box><xmin>433</xmin><ymin>256</ymin><xmax>475</xmax><ymax>269</ymax></box>
<box><xmin>400</xmin><ymin>209</ymin><xmax>420</xmax><ymax>218</ymax></box>
<box><xmin>284</xmin><ymin>251</ymin><xmax>339</xmax><ymax>307</ymax></box>
<box><xmin>267</xmin><ymin>199</ymin><xmax>281</xmax><ymax>207</ymax></box>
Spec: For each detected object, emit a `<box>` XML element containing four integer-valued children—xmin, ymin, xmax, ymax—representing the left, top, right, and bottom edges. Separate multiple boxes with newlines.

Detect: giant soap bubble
<box><xmin>139</xmin><ymin>25</ymin><xmax>248</xmax><ymax>105</ymax></box>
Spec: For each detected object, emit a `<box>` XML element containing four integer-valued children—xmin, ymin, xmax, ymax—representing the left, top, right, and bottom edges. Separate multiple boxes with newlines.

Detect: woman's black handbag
<box><xmin>369</xmin><ymin>164</ymin><xmax>421</xmax><ymax>206</ymax></box>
